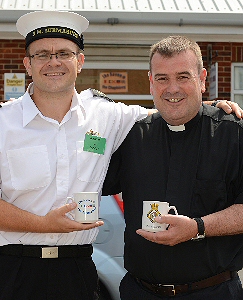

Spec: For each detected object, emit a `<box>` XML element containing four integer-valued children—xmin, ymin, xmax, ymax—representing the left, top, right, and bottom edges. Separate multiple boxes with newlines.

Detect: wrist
<box><xmin>191</xmin><ymin>217</ymin><xmax>206</xmax><ymax>241</ymax></box>
<box><xmin>211</xmin><ymin>100</ymin><xmax>221</xmax><ymax>107</ymax></box>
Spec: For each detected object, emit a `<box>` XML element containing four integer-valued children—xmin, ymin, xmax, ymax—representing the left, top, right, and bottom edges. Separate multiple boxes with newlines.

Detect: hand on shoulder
<box><xmin>205</xmin><ymin>100</ymin><xmax>243</xmax><ymax>119</ymax></box>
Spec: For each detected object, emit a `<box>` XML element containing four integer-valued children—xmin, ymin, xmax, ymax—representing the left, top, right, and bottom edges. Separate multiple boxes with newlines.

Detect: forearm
<box><xmin>147</xmin><ymin>108</ymin><xmax>158</xmax><ymax>116</ymax></box>
<box><xmin>0</xmin><ymin>199</ymin><xmax>103</xmax><ymax>233</ymax></box>
<box><xmin>0</xmin><ymin>199</ymin><xmax>46</xmax><ymax>232</ymax></box>
<box><xmin>204</xmin><ymin>101</ymin><xmax>214</xmax><ymax>106</ymax></box>
<box><xmin>136</xmin><ymin>204</ymin><xmax>243</xmax><ymax>246</ymax></box>
<box><xmin>202</xmin><ymin>204</ymin><xmax>243</xmax><ymax>237</ymax></box>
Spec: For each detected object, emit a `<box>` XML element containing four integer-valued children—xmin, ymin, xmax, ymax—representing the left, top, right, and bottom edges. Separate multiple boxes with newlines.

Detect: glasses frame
<box><xmin>29</xmin><ymin>51</ymin><xmax>78</xmax><ymax>62</ymax></box>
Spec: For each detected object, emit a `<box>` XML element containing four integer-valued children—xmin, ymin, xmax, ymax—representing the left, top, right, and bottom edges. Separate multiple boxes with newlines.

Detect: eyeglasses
<box><xmin>29</xmin><ymin>51</ymin><xmax>78</xmax><ymax>62</ymax></box>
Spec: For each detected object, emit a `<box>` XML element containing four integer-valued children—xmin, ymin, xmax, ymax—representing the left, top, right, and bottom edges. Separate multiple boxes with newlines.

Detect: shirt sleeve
<box><xmin>111</xmin><ymin>103</ymin><xmax>147</xmax><ymax>153</ymax></box>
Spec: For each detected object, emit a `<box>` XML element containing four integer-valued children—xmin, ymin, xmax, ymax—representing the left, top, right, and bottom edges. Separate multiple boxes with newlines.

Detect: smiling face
<box><xmin>149</xmin><ymin>50</ymin><xmax>207</xmax><ymax>126</ymax></box>
<box><xmin>23</xmin><ymin>38</ymin><xmax>84</xmax><ymax>96</ymax></box>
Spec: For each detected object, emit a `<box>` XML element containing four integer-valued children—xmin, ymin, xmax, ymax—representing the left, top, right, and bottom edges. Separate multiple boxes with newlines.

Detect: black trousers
<box><xmin>120</xmin><ymin>272</ymin><xmax>243</xmax><ymax>300</ymax></box>
<box><xmin>0</xmin><ymin>253</ymin><xmax>99</xmax><ymax>300</ymax></box>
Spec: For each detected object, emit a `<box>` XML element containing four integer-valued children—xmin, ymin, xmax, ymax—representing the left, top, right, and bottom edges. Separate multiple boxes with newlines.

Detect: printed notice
<box><xmin>100</xmin><ymin>72</ymin><xmax>128</xmax><ymax>93</ymax></box>
<box><xmin>4</xmin><ymin>73</ymin><xmax>25</xmax><ymax>100</ymax></box>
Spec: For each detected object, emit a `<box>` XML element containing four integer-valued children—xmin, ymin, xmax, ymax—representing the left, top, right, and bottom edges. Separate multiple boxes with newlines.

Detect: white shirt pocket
<box><xmin>76</xmin><ymin>141</ymin><xmax>105</xmax><ymax>182</ymax></box>
<box><xmin>7</xmin><ymin>145</ymin><xmax>51</xmax><ymax>191</ymax></box>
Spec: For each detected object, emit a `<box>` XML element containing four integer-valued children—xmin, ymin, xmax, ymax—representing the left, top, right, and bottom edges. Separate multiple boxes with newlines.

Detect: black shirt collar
<box><xmin>167</xmin><ymin>106</ymin><xmax>202</xmax><ymax>132</ymax></box>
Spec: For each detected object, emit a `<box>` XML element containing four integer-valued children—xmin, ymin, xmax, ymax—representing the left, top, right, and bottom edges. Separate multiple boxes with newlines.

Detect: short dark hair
<box><xmin>149</xmin><ymin>35</ymin><xmax>203</xmax><ymax>74</ymax></box>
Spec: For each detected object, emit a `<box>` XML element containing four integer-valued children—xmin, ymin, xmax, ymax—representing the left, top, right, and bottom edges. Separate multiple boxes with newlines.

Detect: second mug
<box><xmin>142</xmin><ymin>201</ymin><xmax>178</xmax><ymax>232</ymax></box>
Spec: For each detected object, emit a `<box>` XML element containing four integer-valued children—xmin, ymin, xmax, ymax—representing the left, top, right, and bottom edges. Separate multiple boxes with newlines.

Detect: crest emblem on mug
<box><xmin>147</xmin><ymin>203</ymin><xmax>161</xmax><ymax>223</ymax></box>
<box><xmin>78</xmin><ymin>199</ymin><xmax>97</xmax><ymax>214</ymax></box>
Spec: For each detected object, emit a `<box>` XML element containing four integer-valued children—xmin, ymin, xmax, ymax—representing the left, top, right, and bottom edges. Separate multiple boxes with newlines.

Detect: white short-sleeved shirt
<box><xmin>0</xmin><ymin>85</ymin><xmax>147</xmax><ymax>246</ymax></box>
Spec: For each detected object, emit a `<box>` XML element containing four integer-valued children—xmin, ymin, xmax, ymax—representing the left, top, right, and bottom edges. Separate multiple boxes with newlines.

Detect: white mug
<box><xmin>142</xmin><ymin>201</ymin><xmax>178</xmax><ymax>232</ymax></box>
<box><xmin>67</xmin><ymin>192</ymin><xmax>99</xmax><ymax>223</ymax></box>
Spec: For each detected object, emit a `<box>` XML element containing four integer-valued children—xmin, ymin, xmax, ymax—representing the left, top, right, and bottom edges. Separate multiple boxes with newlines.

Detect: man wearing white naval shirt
<box><xmin>0</xmin><ymin>10</ymin><xmax>150</xmax><ymax>300</ymax></box>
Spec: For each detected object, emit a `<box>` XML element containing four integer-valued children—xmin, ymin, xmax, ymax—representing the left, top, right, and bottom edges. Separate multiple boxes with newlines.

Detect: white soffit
<box><xmin>0</xmin><ymin>0</ymin><xmax>243</xmax><ymax>42</ymax></box>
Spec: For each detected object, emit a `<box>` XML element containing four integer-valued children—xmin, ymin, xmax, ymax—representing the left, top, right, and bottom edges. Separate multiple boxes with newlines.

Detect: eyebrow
<box><xmin>33</xmin><ymin>48</ymin><xmax>74</xmax><ymax>54</ymax></box>
<box><xmin>154</xmin><ymin>71</ymin><xmax>192</xmax><ymax>78</ymax></box>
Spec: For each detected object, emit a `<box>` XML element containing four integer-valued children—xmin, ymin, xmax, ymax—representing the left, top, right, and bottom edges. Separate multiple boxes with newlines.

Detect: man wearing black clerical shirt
<box><xmin>103</xmin><ymin>36</ymin><xmax>243</xmax><ymax>299</ymax></box>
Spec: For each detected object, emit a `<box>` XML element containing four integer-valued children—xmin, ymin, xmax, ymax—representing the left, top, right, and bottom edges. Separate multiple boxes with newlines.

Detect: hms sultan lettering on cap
<box><xmin>16</xmin><ymin>11</ymin><xmax>89</xmax><ymax>49</ymax></box>
<box><xmin>31</xmin><ymin>27</ymin><xmax>79</xmax><ymax>39</ymax></box>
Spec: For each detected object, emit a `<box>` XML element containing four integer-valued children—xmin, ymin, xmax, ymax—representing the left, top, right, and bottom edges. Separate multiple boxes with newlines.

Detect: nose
<box><xmin>165</xmin><ymin>78</ymin><xmax>180</xmax><ymax>93</ymax></box>
<box><xmin>47</xmin><ymin>54</ymin><xmax>62</xmax><ymax>66</ymax></box>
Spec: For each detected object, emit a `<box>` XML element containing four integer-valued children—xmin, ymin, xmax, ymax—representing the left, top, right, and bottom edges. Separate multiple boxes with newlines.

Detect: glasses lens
<box><xmin>31</xmin><ymin>51</ymin><xmax>76</xmax><ymax>61</ymax></box>
<box><xmin>58</xmin><ymin>52</ymin><xmax>73</xmax><ymax>60</ymax></box>
<box><xmin>37</xmin><ymin>53</ymin><xmax>49</xmax><ymax>60</ymax></box>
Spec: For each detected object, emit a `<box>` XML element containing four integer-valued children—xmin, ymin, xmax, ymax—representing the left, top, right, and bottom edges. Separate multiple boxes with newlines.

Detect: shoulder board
<box><xmin>89</xmin><ymin>88</ymin><xmax>114</xmax><ymax>102</ymax></box>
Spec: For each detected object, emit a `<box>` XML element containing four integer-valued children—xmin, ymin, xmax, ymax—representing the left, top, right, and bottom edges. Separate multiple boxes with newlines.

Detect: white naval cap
<box><xmin>16</xmin><ymin>10</ymin><xmax>89</xmax><ymax>50</ymax></box>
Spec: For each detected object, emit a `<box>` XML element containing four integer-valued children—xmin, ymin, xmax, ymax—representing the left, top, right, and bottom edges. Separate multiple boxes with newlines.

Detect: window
<box><xmin>231</xmin><ymin>63</ymin><xmax>243</xmax><ymax>106</ymax></box>
<box><xmin>77</xmin><ymin>61</ymin><xmax>153</xmax><ymax>107</ymax></box>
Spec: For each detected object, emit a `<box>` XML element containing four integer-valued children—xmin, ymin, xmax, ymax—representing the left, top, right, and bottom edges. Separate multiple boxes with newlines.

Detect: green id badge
<box><xmin>83</xmin><ymin>134</ymin><xmax>106</xmax><ymax>155</ymax></box>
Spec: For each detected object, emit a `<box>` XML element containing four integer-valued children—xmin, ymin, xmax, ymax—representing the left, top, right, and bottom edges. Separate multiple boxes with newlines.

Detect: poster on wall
<box><xmin>4</xmin><ymin>73</ymin><xmax>25</xmax><ymax>100</ymax></box>
<box><xmin>99</xmin><ymin>71</ymin><xmax>128</xmax><ymax>93</ymax></box>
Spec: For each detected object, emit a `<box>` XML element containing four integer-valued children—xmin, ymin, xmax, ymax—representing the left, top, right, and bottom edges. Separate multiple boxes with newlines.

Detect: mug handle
<box><xmin>169</xmin><ymin>205</ymin><xmax>178</xmax><ymax>215</ymax></box>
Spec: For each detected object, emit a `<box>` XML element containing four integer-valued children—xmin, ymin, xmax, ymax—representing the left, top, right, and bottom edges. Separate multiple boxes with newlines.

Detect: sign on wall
<box><xmin>209</xmin><ymin>63</ymin><xmax>218</xmax><ymax>100</ymax></box>
<box><xmin>4</xmin><ymin>73</ymin><xmax>25</xmax><ymax>100</ymax></box>
<box><xmin>99</xmin><ymin>72</ymin><xmax>128</xmax><ymax>93</ymax></box>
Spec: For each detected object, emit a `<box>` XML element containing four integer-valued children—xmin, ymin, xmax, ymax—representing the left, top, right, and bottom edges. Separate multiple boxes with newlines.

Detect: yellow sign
<box><xmin>6</xmin><ymin>73</ymin><xmax>25</xmax><ymax>87</ymax></box>
<box><xmin>100</xmin><ymin>72</ymin><xmax>128</xmax><ymax>93</ymax></box>
<box><xmin>4</xmin><ymin>73</ymin><xmax>25</xmax><ymax>100</ymax></box>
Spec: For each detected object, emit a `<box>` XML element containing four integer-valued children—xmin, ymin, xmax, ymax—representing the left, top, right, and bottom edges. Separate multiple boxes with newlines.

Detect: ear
<box><xmin>148</xmin><ymin>71</ymin><xmax>154</xmax><ymax>95</ymax></box>
<box><xmin>200</xmin><ymin>68</ymin><xmax>207</xmax><ymax>93</ymax></box>
<box><xmin>77</xmin><ymin>53</ymin><xmax>84</xmax><ymax>73</ymax></box>
<box><xmin>23</xmin><ymin>57</ymin><xmax>32</xmax><ymax>77</ymax></box>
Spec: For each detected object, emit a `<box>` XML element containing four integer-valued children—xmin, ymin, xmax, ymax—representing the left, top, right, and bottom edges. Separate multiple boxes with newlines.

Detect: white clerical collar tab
<box><xmin>167</xmin><ymin>124</ymin><xmax>185</xmax><ymax>132</ymax></box>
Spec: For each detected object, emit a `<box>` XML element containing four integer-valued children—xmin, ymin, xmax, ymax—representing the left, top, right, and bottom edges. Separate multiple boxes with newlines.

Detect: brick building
<box><xmin>0</xmin><ymin>0</ymin><xmax>243</xmax><ymax>107</ymax></box>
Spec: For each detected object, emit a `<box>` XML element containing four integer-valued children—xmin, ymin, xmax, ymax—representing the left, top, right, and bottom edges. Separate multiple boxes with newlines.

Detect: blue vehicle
<box><xmin>93</xmin><ymin>195</ymin><xmax>125</xmax><ymax>300</ymax></box>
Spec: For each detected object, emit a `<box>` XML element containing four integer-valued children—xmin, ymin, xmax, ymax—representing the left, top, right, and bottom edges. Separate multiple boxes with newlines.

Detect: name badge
<box><xmin>83</xmin><ymin>133</ymin><xmax>106</xmax><ymax>155</ymax></box>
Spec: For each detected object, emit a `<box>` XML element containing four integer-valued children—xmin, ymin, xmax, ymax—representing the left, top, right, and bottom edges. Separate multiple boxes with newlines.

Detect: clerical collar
<box><xmin>167</xmin><ymin>124</ymin><xmax>185</xmax><ymax>132</ymax></box>
<box><xmin>166</xmin><ymin>108</ymin><xmax>202</xmax><ymax>132</ymax></box>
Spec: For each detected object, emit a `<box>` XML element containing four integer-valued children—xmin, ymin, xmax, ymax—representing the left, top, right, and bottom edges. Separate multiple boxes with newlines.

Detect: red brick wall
<box><xmin>0</xmin><ymin>39</ymin><xmax>31</xmax><ymax>101</ymax></box>
<box><xmin>1</xmin><ymin>39</ymin><xmax>243</xmax><ymax>102</ymax></box>
<box><xmin>199</xmin><ymin>41</ymin><xmax>243</xmax><ymax>101</ymax></box>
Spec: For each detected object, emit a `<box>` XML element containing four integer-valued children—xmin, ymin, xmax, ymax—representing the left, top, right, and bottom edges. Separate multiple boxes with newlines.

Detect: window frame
<box><xmin>231</xmin><ymin>63</ymin><xmax>243</xmax><ymax>103</ymax></box>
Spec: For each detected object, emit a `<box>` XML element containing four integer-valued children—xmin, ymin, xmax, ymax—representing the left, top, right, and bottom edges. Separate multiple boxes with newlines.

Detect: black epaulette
<box><xmin>90</xmin><ymin>88</ymin><xmax>114</xmax><ymax>102</ymax></box>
